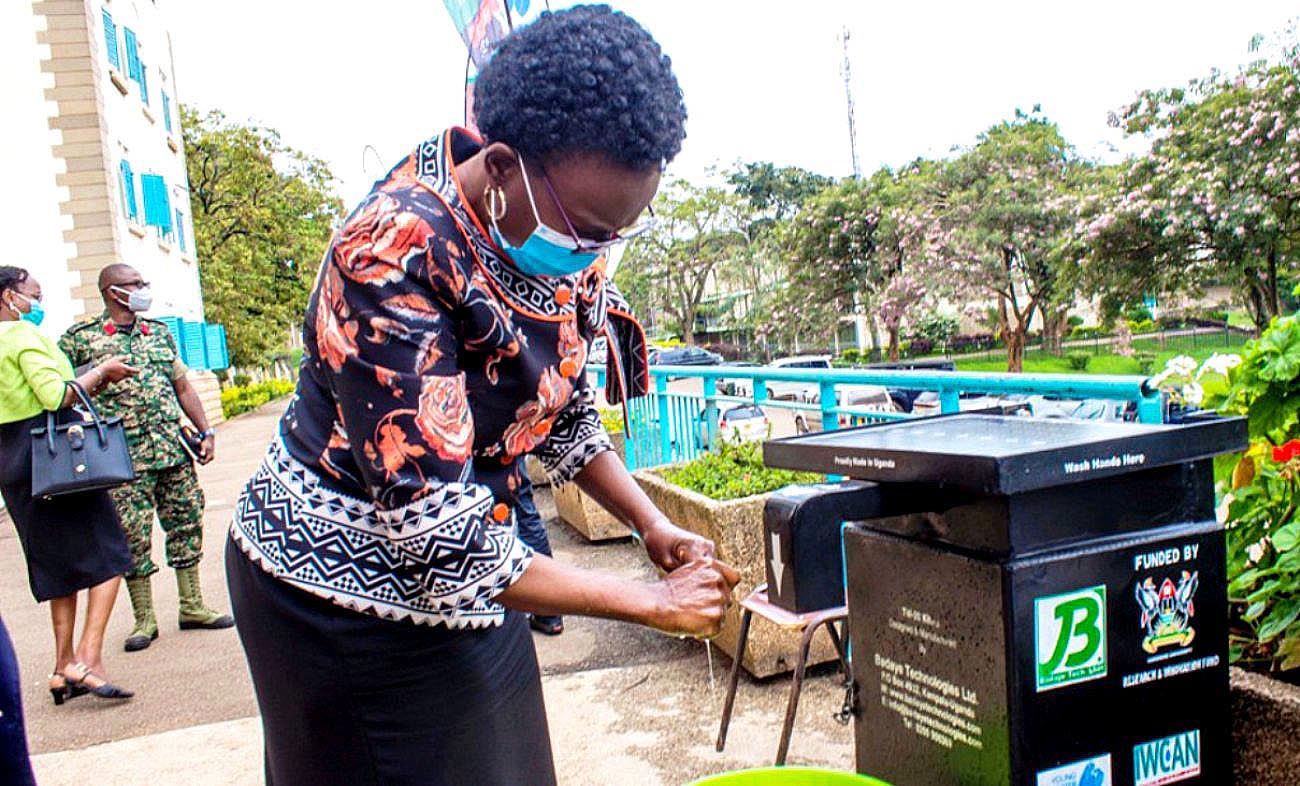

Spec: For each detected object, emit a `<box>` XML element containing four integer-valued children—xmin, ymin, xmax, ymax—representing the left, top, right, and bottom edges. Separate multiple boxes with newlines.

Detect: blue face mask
<box><xmin>12</xmin><ymin>292</ymin><xmax>45</xmax><ymax>327</ymax></box>
<box><xmin>490</xmin><ymin>159</ymin><xmax>600</xmax><ymax>278</ymax></box>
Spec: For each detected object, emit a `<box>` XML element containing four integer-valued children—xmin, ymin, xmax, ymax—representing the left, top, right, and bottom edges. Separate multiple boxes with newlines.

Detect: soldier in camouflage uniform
<box><xmin>59</xmin><ymin>264</ymin><xmax>233</xmax><ymax>652</ymax></box>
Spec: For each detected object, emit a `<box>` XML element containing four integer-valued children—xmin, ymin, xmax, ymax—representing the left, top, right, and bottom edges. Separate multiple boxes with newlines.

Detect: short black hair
<box><xmin>98</xmin><ymin>263</ymin><xmax>133</xmax><ymax>291</ymax></box>
<box><xmin>0</xmin><ymin>266</ymin><xmax>29</xmax><ymax>297</ymax></box>
<box><xmin>474</xmin><ymin>4</ymin><xmax>687</xmax><ymax>170</ymax></box>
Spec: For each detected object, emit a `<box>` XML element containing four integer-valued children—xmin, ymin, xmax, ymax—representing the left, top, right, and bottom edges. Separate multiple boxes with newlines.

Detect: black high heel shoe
<box><xmin>48</xmin><ymin>675</ymin><xmax>90</xmax><ymax>706</ymax></box>
<box><xmin>64</xmin><ymin>662</ymin><xmax>134</xmax><ymax>701</ymax></box>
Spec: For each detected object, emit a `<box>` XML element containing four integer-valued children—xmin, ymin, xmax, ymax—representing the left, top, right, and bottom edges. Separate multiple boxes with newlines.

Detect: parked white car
<box><xmin>727</xmin><ymin>355</ymin><xmax>833</xmax><ymax>401</ymax></box>
<box><xmin>793</xmin><ymin>385</ymin><xmax>899</xmax><ymax>433</ymax></box>
<box><xmin>698</xmin><ymin>404</ymin><xmax>770</xmax><ymax>448</ymax></box>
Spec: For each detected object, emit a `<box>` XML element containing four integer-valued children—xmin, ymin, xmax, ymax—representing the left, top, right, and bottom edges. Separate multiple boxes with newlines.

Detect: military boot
<box><xmin>176</xmin><ymin>566</ymin><xmax>235</xmax><ymax>630</ymax></box>
<box><xmin>124</xmin><ymin>577</ymin><xmax>159</xmax><ymax>652</ymax></box>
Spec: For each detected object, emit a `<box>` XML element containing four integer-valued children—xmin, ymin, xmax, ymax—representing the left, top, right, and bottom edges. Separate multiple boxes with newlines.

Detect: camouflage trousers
<box><xmin>110</xmin><ymin>461</ymin><xmax>205</xmax><ymax>580</ymax></box>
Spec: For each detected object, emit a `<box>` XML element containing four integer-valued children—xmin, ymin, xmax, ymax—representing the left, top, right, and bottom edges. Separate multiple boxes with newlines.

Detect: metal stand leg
<box><xmin>775</xmin><ymin>617</ymin><xmax>824</xmax><ymax>765</ymax></box>
<box><xmin>825</xmin><ymin>618</ymin><xmax>850</xmax><ymax>677</ymax></box>
<box><xmin>715</xmin><ymin>607</ymin><xmax>753</xmax><ymax>752</ymax></box>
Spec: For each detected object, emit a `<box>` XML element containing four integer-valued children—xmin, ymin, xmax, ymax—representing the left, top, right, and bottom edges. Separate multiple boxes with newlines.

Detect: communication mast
<box><xmin>840</xmin><ymin>27</ymin><xmax>861</xmax><ymax>179</ymax></box>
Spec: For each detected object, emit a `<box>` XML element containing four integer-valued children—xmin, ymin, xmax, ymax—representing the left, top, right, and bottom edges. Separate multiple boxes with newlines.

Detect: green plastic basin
<box><xmin>686</xmin><ymin>768</ymin><xmax>890</xmax><ymax>786</ymax></box>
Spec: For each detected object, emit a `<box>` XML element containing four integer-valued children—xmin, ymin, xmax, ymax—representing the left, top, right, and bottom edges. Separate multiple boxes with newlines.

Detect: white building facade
<box><xmin>2</xmin><ymin>0</ymin><xmax>203</xmax><ymax>335</ymax></box>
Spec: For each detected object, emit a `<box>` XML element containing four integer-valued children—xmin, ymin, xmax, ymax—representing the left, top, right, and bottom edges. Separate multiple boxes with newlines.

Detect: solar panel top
<box><xmin>763</xmin><ymin>414</ymin><xmax>1247</xmax><ymax>495</ymax></box>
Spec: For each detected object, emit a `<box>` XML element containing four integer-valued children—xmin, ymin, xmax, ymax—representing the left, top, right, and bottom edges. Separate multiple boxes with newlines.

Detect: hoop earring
<box><xmin>487</xmin><ymin>186</ymin><xmax>508</xmax><ymax>222</ymax></box>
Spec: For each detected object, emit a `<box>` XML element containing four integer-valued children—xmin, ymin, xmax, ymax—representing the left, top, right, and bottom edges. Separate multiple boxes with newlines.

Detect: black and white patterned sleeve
<box><xmin>533</xmin><ymin>387</ymin><xmax>614</xmax><ymax>485</ymax></box>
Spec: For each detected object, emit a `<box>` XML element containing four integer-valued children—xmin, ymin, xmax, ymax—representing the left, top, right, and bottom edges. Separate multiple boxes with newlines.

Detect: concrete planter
<box><xmin>1232</xmin><ymin>666</ymin><xmax>1300</xmax><ymax>784</ymax></box>
<box><xmin>633</xmin><ymin>467</ymin><xmax>838</xmax><ymax>678</ymax></box>
<box><xmin>554</xmin><ymin>482</ymin><xmax>632</xmax><ymax>541</ymax></box>
<box><xmin>553</xmin><ymin>433</ymin><xmax>630</xmax><ymax>542</ymax></box>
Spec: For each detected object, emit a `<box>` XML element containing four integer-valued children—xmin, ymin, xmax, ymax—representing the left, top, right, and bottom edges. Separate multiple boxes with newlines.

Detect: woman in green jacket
<box><xmin>0</xmin><ymin>266</ymin><xmax>137</xmax><ymax>703</ymax></box>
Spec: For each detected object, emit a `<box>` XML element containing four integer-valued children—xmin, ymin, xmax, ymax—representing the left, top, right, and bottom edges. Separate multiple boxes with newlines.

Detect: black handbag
<box><xmin>30</xmin><ymin>381</ymin><xmax>136</xmax><ymax>498</ymax></box>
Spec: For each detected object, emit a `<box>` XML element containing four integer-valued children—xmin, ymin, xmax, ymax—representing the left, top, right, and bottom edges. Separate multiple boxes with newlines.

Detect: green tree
<box><xmin>773</xmin><ymin>165</ymin><xmax>940</xmax><ymax>360</ymax></box>
<box><xmin>727</xmin><ymin>162</ymin><xmax>833</xmax><ymax>223</ymax></box>
<box><xmin>924</xmin><ymin>114</ymin><xmax>1090</xmax><ymax>371</ymax></box>
<box><xmin>183</xmin><ymin>106</ymin><xmax>343</xmax><ymax>366</ymax></box>
<box><xmin>618</xmin><ymin>180</ymin><xmax>755</xmax><ymax>346</ymax></box>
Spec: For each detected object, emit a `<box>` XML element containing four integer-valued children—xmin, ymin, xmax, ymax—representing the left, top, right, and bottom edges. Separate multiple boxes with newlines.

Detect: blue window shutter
<box><xmin>141</xmin><ymin>175</ymin><xmax>172</xmax><ymax>230</ymax></box>
<box><xmin>204</xmin><ymin>325</ymin><xmax>222</xmax><ymax>369</ymax></box>
<box><xmin>157</xmin><ymin>316</ymin><xmax>183</xmax><ymax>347</ymax></box>
<box><xmin>175</xmin><ymin>209</ymin><xmax>186</xmax><ymax>252</ymax></box>
<box><xmin>139</xmin><ymin>62</ymin><xmax>149</xmax><ymax>106</ymax></box>
<box><xmin>121</xmin><ymin>160</ymin><xmax>138</xmax><ymax>221</ymax></box>
<box><xmin>102</xmin><ymin>10</ymin><xmax>120</xmax><ymax>70</ymax></box>
<box><xmin>123</xmin><ymin>27</ymin><xmax>139</xmax><ymax>81</ymax></box>
<box><xmin>182</xmin><ymin>320</ymin><xmax>206</xmax><ymax>369</ymax></box>
<box><xmin>162</xmin><ymin>92</ymin><xmax>172</xmax><ymax>132</ymax></box>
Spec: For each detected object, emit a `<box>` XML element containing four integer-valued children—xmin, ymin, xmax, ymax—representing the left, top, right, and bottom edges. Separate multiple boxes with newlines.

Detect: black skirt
<box><xmin>0</xmin><ymin>413</ymin><xmax>132</xmax><ymax>602</ymax></box>
<box><xmin>225</xmin><ymin>536</ymin><xmax>557</xmax><ymax>786</ymax></box>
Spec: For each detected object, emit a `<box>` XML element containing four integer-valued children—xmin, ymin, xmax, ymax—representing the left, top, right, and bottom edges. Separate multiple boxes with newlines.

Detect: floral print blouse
<box><xmin>230</xmin><ymin>128</ymin><xmax>648</xmax><ymax>627</ymax></box>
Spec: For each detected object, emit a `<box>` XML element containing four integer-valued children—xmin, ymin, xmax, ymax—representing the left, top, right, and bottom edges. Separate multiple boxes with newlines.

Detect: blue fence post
<box><xmin>703</xmin><ymin>377</ymin><xmax>718</xmax><ymax>450</ymax></box>
<box><xmin>1137</xmin><ymin>391</ymin><xmax>1164</xmax><ymax>424</ymax></box>
<box><xmin>820</xmin><ymin>380</ymin><xmax>838</xmax><ymax>432</ymax></box>
<box><xmin>656</xmin><ymin>374</ymin><xmax>672</xmax><ymax>466</ymax></box>
<box><xmin>939</xmin><ymin>387</ymin><xmax>961</xmax><ymax>414</ymax></box>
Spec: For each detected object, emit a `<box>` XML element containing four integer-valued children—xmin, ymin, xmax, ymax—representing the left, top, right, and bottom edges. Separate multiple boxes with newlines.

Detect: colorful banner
<box><xmin>442</xmin><ymin>0</ymin><xmax>541</xmax><ymax>128</ymax></box>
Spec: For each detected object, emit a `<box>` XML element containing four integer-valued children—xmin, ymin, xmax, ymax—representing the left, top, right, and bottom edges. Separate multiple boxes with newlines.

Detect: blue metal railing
<box><xmin>590</xmin><ymin>364</ymin><xmax>1163</xmax><ymax>471</ymax></box>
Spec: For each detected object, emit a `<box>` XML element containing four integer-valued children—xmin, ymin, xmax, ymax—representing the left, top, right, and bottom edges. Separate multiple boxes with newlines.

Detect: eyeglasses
<box><xmin>536</xmin><ymin>170</ymin><xmax>658</xmax><ymax>255</ymax></box>
<box><xmin>103</xmin><ymin>280</ymin><xmax>149</xmax><ymax>292</ymax></box>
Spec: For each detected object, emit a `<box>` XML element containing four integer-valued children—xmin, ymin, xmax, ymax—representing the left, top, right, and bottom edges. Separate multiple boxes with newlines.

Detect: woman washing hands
<box><xmin>225</xmin><ymin>7</ymin><xmax>737</xmax><ymax>785</ymax></box>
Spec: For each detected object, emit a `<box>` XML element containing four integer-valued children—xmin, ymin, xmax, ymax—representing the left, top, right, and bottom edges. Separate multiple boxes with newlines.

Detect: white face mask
<box><xmin>110</xmin><ymin>285</ymin><xmax>152</xmax><ymax>313</ymax></box>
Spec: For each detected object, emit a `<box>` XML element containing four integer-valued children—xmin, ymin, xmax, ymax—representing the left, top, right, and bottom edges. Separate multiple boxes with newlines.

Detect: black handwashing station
<box><xmin>760</xmin><ymin>413</ymin><xmax>1246</xmax><ymax>786</ymax></box>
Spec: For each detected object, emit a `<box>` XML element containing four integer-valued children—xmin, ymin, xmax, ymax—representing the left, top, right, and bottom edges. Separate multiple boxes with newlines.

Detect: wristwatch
<box><xmin>199</xmin><ymin>429</ymin><xmax>217</xmax><ymax>440</ymax></box>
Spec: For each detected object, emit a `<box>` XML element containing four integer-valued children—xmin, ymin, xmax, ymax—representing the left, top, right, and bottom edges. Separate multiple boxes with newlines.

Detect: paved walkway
<box><xmin>4</xmin><ymin>400</ymin><xmax>853</xmax><ymax>785</ymax></box>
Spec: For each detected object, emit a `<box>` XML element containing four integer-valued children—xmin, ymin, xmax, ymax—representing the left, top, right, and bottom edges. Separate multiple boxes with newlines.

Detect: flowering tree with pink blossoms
<box><xmin>1082</xmin><ymin>39</ymin><xmax>1300</xmax><ymax>331</ymax></box>
<box><xmin>923</xmin><ymin>115</ymin><xmax>1088</xmax><ymax>371</ymax></box>
<box><xmin>773</xmin><ymin>166</ymin><xmax>938</xmax><ymax>360</ymax></box>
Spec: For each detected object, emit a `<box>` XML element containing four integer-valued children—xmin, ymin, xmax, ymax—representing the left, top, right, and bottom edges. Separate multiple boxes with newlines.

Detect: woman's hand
<box><xmin>96</xmin><ymin>355</ymin><xmax>138</xmax><ymax>383</ymax></box>
<box><xmin>641</xmin><ymin>518</ymin><xmax>717</xmax><ymax>572</ymax></box>
<box><xmin>648</xmin><ymin>557</ymin><xmax>741</xmax><ymax>638</ymax></box>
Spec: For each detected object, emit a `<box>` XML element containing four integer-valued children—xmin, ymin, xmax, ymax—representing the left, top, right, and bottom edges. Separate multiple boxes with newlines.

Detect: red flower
<box><xmin>140</xmin><ymin>323</ymin><xmax>150</xmax><ymax>336</ymax></box>
<box><xmin>103</xmin><ymin>322</ymin><xmax>116</xmax><ymax>335</ymax></box>
<box><xmin>1273</xmin><ymin>440</ymin><xmax>1300</xmax><ymax>463</ymax></box>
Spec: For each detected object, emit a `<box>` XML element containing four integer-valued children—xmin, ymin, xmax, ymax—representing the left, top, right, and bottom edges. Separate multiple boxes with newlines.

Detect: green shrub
<box><xmin>1216</xmin><ymin>316</ymin><xmax>1300</xmax><ymax>670</ymax></box>
<box><xmin>1066</xmin><ymin>314</ymin><xmax>1085</xmax><ymax>328</ymax></box>
<box><xmin>598</xmin><ymin>407</ymin><xmax>625</xmax><ymax>435</ymax></box>
<box><xmin>840</xmin><ymin>348</ymin><xmax>861</xmax><ymax>365</ymax></box>
<box><xmin>1127</xmin><ymin>318</ymin><xmax>1157</xmax><ymax>335</ymax></box>
<box><xmin>1065</xmin><ymin>351</ymin><xmax>1091</xmax><ymax>371</ymax></box>
<box><xmin>1123</xmin><ymin>304</ymin><xmax>1154</xmax><ymax>323</ymax></box>
<box><xmin>232</xmin><ymin>373</ymin><xmax>252</xmax><ymax>387</ymax></box>
<box><xmin>1069</xmin><ymin>325</ymin><xmax>1104</xmax><ymax>340</ymax></box>
<box><xmin>910</xmin><ymin>313</ymin><xmax>960</xmax><ymax>346</ymax></box>
<box><xmin>659</xmin><ymin>440</ymin><xmax>821</xmax><ymax>502</ymax></box>
<box><xmin>1135</xmin><ymin>351</ymin><xmax>1158</xmax><ymax>374</ymax></box>
<box><xmin>221</xmin><ymin>379</ymin><xmax>296</xmax><ymax>419</ymax></box>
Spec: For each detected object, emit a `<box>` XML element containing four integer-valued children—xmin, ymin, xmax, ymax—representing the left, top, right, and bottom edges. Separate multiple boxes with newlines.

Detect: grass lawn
<box><xmin>953</xmin><ymin>338</ymin><xmax>1250</xmax><ymax>375</ymax></box>
<box><xmin>1227</xmin><ymin>309</ymin><xmax>1256</xmax><ymax>330</ymax></box>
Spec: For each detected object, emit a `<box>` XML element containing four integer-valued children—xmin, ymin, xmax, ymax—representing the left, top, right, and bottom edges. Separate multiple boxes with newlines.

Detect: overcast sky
<box><xmin>167</xmin><ymin>1</ymin><xmax>1294</xmax><ymax>207</ymax></box>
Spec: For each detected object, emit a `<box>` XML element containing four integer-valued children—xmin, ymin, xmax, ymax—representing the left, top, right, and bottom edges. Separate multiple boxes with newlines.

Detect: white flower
<box><xmin>1217</xmin><ymin>492</ymin><xmax>1234</xmax><ymax>524</ymax></box>
<box><xmin>1181</xmin><ymin>382</ymin><xmax>1204</xmax><ymax>407</ymax></box>
<box><xmin>1247</xmin><ymin>540</ymin><xmax>1266</xmax><ymax>564</ymax></box>
<box><xmin>1167</xmin><ymin>355</ymin><xmax>1198</xmax><ymax>376</ymax></box>
<box><xmin>1198</xmin><ymin>352</ymin><xmax>1242</xmax><ymax>379</ymax></box>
